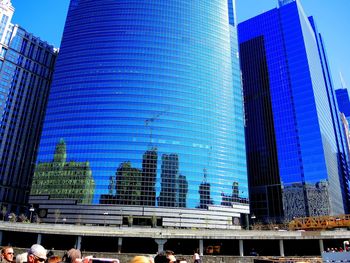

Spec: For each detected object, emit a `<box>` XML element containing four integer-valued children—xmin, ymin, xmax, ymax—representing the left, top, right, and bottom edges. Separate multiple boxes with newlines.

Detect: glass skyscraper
<box><xmin>0</xmin><ymin>0</ymin><xmax>57</xmax><ymax>213</ymax></box>
<box><xmin>30</xmin><ymin>0</ymin><xmax>248</xmax><ymax>228</ymax></box>
<box><xmin>336</xmin><ymin>88</ymin><xmax>350</xmax><ymax>118</ymax></box>
<box><xmin>239</xmin><ymin>0</ymin><xmax>350</xmax><ymax>222</ymax></box>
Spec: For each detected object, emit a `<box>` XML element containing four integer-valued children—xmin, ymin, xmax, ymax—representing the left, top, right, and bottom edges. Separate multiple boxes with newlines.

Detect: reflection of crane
<box><xmin>145</xmin><ymin>109</ymin><xmax>169</xmax><ymax>146</ymax></box>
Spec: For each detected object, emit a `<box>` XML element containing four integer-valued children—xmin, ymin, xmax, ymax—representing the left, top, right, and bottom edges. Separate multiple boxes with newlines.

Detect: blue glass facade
<box><xmin>239</xmin><ymin>0</ymin><xmax>349</xmax><ymax>221</ymax></box>
<box><xmin>336</xmin><ymin>89</ymin><xmax>350</xmax><ymax>118</ymax></box>
<box><xmin>31</xmin><ymin>0</ymin><xmax>248</xmax><ymax>218</ymax></box>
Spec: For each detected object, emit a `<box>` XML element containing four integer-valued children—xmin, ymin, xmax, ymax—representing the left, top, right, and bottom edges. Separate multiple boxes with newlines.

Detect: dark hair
<box><xmin>154</xmin><ymin>252</ymin><xmax>169</xmax><ymax>263</ymax></box>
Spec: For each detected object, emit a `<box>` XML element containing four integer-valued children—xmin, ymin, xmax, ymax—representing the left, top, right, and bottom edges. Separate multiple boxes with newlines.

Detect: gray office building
<box><xmin>0</xmin><ymin>0</ymin><xmax>57</xmax><ymax>213</ymax></box>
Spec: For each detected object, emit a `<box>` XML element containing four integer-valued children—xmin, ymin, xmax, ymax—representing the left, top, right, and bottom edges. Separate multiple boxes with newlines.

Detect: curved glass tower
<box><xmin>30</xmin><ymin>0</ymin><xmax>248</xmax><ymax>226</ymax></box>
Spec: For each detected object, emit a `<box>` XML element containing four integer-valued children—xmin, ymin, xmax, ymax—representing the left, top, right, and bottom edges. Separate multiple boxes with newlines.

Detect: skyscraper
<box><xmin>239</xmin><ymin>0</ymin><xmax>350</xmax><ymax>222</ymax></box>
<box><xmin>336</xmin><ymin>89</ymin><xmax>350</xmax><ymax>118</ymax></box>
<box><xmin>0</xmin><ymin>0</ymin><xmax>57</xmax><ymax>213</ymax></box>
<box><xmin>29</xmin><ymin>0</ymin><xmax>249</xmax><ymax>228</ymax></box>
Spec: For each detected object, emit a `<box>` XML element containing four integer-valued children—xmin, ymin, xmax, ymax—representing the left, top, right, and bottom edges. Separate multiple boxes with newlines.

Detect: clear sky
<box><xmin>11</xmin><ymin>0</ymin><xmax>350</xmax><ymax>89</ymax></box>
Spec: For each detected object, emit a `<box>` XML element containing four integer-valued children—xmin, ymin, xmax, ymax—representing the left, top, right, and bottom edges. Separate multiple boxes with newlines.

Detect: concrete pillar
<box><xmin>319</xmin><ymin>239</ymin><xmax>324</xmax><ymax>254</ymax></box>
<box><xmin>36</xmin><ymin>234</ymin><xmax>42</xmax><ymax>245</ymax></box>
<box><xmin>155</xmin><ymin>239</ymin><xmax>167</xmax><ymax>253</ymax></box>
<box><xmin>117</xmin><ymin>237</ymin><xmax>123</xmax><ymax>253</ymax></box>
<box><xmin>279</xmin><ymin>240</ymin><xmax>285</xmax><ymax>257</ymax></box>
<box><xmin>239</xmin><ymin>240</ymin><xmax>244</xmax><ymax>257</ymax></box>
<box><xmin>0</xmin><ymin>230</ymin><xmax>3</xmax><ymax>245</ymax></box>
<box><xmin>199</xmin><ymin>239</ymin><xmax>204</xmax><ymax>256</ymax></box>
<box><xmin>76</xmin><ymin>236</ymin><xmax>82</xmax><ymax>250</ymax></box>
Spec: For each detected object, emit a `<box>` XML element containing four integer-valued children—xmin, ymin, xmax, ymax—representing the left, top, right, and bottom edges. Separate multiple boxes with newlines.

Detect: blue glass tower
<box><xmin>239</xmin><ymin>0</ymin><xmax>349</xmax><ymax>221</ymax></box>
<box><xmin>30</xmin><ymin>0</ymin><xmax>248</xmax><ymax>228</ymax></box>
<box><xmin>336</xmin><ymin>89</ymin><xmax>350</xmax><ymax>118</ymax></box>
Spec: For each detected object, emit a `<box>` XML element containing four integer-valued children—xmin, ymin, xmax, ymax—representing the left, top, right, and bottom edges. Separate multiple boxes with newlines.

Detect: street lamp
<box><xmin>103</xmin><ymin>211</ymin><xmax>109</xmax><ymax>226</ymax></box>
<box><xmin>179</xmin><ymin>213</ymin><xmax>182</xmax><ymax>228</ymax></box>
<box><xmin>29</xmin><ymin>207</ymin><xmax>35</xmax><ymax>223</ymax></box>
<box><xmin>119</xmin><ymin>208</ymin><xmax>122</xmax><ymax>228</ymax></box>
<box><xmin>62</xmin><ymin>218</ymin><xmax>67</xmax><ymax>224</ymax></box>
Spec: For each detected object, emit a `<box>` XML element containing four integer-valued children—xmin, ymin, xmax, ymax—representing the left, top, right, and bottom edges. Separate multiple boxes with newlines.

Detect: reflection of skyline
<box><xmin>221</xmin><ymin>182</ymin><xmax>248</xmax><ymax>206</ymax></box>
<box><xmin>31</xmin><ymin>139</ymin><xmax>95</xmax><ymax>204</ymax></box>
<box><xmin>141</xmin><ymin>148</ymin><xmax>158</xmax><ymax>206</ymax></box>
<box><xmin>116</xmin><ymin>162</ymin><xmax>142</xmax><ymax>205</ymax></box>
<box><xmin>197</xmin><ymin>169</ymin><xmax>213</xmax><ymax>209</ymax></box>
<box><xmin>158</xmin><ymin>154</ymin><xmax>179</xmax><ymax>207</ymax></box>
<box><xmin>34</xmin><ymin>139</ymin><xmax>248</xmax><ymax>208</ymax></box>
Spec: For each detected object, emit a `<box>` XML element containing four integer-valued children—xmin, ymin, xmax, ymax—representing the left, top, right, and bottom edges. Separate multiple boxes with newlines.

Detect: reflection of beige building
<box><xmin>340</xmin><ymin>113</ymin><xmax>350</xmax><ymax>156</ymax></box>
<box><xmin>30</xmin><ymin>139</ymin><xmax>95</xmax><ymax>204</ymax></box>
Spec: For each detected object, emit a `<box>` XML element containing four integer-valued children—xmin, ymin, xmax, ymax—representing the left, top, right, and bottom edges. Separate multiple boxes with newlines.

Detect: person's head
<box><xmin>176</xmin><ymin>258</ymin><xmax>187</xmax><ymax>263</ymax></box>
<box><xmin>16</xmin><ymin>253</ymin><xmax>28</xmax><ymax>263</ymax></box>
<box><xmin>130</xmin><ymin>256</ymin><xmax>152</xmax><ymax>263</ymax></box>
<box><xmin>62</xmin><ymin>249</ymin><xmax>81</xmax><ymax>263</ymax></box>
<box><xmin>27</xmin><ymin>244</ymin><xmax>47</xmax><ymax>263</ymax></box>
<box><xmin>47</xmin><ymin>256</ymin><xmax>61</xmax><ymax>263</ymax></box>
<box><xmin>62</xmin><ymin>248</ymin><xmax>81</xmax><ymax>263</ymax></box>
<box><xmin>154</xmin><ymin>252</ymin><xmax>169</xmax><ymax>263</ymax></box>
<box><xmin>1</xmin><ymin>246</ymin><xmax>14</xmax><ymax>262</ymax></box>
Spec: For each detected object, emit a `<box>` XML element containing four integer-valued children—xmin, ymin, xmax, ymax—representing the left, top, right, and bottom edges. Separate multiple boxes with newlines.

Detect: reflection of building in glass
<box><xmin>198</xmin><ymin>169</ymin><xmax>213</xmax><ymax>209</ymax></box>
<box><xmin>141</xmin><ymin>148</ymin><xmax>158</xmax><ymax>206</ymax></box>
<box><xmin>0</xmin><ymin>0</ymin><xmax>57</xmax><ymax>212</ymax></box>
<box><xmin>221</xmin><ymin>182</ymin><xmax>248</xmax><ymax>206</ymax></box>
<box><xmin>31</xmin><ymin>139</ymin><xmax>95</xmax><ymax>204</ymax></box>
<box><xmin>178</xmin><ymin>174</ymin><xmax>188</xmax><ymax>208</ymax></box>
<box><xmin>30</xmin><ymin>0</ymin><xmax>249</xmax><ymax>226</ymax></box>
<box><xmin>158</xmin><ymin>154</ymin><xmax>179</xmax><ymax>207</ymax></box>
<box><xmin>239</xmin><ymin>0</ymin><xmax>350</xmax><ymax>222</ymax></box>
<box><xmin>115</xmin><ymin>162</ymin><xmax>142</xmax><ymax>205</ymax></box>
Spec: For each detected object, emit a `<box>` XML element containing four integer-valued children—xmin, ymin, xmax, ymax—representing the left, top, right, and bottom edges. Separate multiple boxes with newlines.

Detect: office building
<box><xmin>29</xmin><ymin>0</ymin><xmax>249</xmax><ymax>228</ymax></box>
<box><xmin>239</xmin><ymin>0</ymin><xmax>350</xmax><ymax>222</ymax></box>
<box><xmin>336</xmin><ymin>88</ymin><xmax>350</xmax><ymax>118</ymax></box>
<box><xmin>0</xmin><ymin>0</ymin><xmax>57</xmax><ymax>213</ymax></box>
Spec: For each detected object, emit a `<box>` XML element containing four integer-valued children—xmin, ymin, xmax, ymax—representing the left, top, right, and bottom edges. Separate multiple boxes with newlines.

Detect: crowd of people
<box><xmin>324</xmin><ymin>247</ymin><xmax>350</xmax><ymax>253</ymax></box>
<box><xmin>0</xmin><ymin>245</ymin><xmax>201</xmax><ymax>263</ymax></box>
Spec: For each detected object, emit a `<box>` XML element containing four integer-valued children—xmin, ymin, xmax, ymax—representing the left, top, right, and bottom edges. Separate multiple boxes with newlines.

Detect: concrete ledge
<box><xmin>1</xmin><ymin>222</ymin><xmax>350</xmax><ymax>240</ymax></box>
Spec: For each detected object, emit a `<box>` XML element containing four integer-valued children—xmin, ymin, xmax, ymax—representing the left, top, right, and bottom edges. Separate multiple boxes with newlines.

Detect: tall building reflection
<box><xmin>141</xmin><ymin>148</ymin><xmax>158</xmax><ymax>206</ymax></box>
<box><xmin>198</xmin><ymin>169</ymin><xmax>213</xmax><ymax>209</ymax></box>
<box><xmin>31</xmin><ymin>139</ymin><xmax>95</xmax><ymax>204</ymax></box>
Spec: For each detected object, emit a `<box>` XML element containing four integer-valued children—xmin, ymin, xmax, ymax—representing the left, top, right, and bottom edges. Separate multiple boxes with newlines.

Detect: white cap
<box><xmin>28</xmin><ymin>244</ymin><xmax>47</xmax><ymax>260</ymax></box>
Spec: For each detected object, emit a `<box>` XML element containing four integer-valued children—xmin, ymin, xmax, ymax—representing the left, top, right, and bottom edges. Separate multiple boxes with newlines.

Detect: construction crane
<box><xmin>144</xmin><ymin>109</ymin><xmax>169</xmax><ymax>146</ymax></box>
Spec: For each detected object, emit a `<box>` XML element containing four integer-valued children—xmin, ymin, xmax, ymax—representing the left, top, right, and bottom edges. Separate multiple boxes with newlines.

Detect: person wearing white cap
<box><xmin>27</xmin><ymin>244</ymin><xmax>47</xmax><ymax>263</ymax></box>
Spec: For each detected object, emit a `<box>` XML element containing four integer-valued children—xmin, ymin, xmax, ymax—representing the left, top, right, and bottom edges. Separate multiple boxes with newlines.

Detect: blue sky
<box><xmin>11</xmin><ymin>0</ymin><xmax>350</xmax><ymax>89</ymax></box>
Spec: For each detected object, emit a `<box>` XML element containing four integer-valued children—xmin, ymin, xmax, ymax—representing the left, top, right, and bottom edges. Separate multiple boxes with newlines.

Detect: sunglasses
<box><xmin>34</xmin><ymin>255</ymin><xmax>46</xmax><ymax>262</ymax></box>
<box><xmin>6</xmin><ymin>252</ymin><xmax>14</xmax><ymax>255</ymax></box>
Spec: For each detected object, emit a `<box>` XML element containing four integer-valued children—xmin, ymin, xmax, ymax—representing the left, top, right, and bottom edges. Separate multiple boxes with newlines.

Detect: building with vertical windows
<box><xmin>0</xmin><ymin>0</ymin><xmax>57</xmax><ymax>213</ymax></box>
<box><xmin>239</xmin><ymin>0</ymin><xmax>350</xmax><ymax>222</ymax></box>
<box><xmin>29</xmin><ymin>0</ymin><xmax>249</xmax><ymax>228</ymax></box>
<box><xmin>336</xmin><ymin>88</ymin><xmax>350</xmax><ymax>118</ymax></box>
